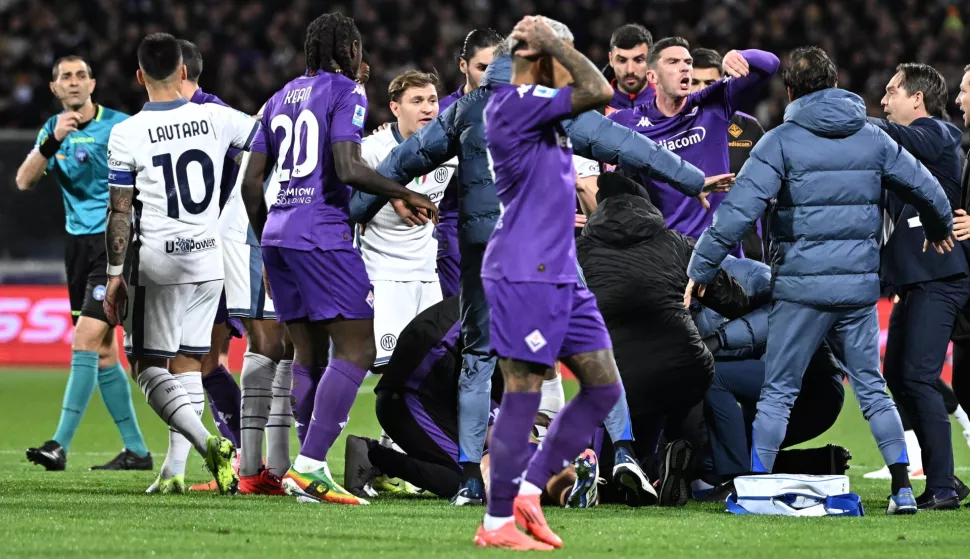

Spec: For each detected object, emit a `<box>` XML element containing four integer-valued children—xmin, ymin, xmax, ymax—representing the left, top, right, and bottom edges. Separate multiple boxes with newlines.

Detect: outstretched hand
<box><xmin>703</xmin><ymin>173</ymin><xmax>735</xmax><ymax>193</ymax></box>
<box><xmin>684</xmin><ymin>278</ymin><xmax>707</xmax><ymax>308</ymax></box>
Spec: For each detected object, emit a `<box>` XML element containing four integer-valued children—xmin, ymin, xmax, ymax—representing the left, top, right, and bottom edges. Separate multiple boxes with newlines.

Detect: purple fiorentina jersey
<box><xmin>438</xmin><ymin>86</ymin><xmax>464</xmax><ymax>112</ymax></box>
<box><xmin>483</xmin><ymin>83</ymin><xmax>576</xmax><ymax>283</ymax></box>
<box><xmin>251</xmin><ymin>72</ymin><xmax>367</xmax><ymax>250</ymax></box>
<box><xmin>608</xmin><ymin>49</ymin><xmax>778</xmax><ymax>239</ymax></box>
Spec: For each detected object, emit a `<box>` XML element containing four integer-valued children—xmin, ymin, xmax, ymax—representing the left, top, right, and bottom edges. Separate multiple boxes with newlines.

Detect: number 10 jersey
<box><xmin>250</xmin><ymin>72</ymin><xmax>368</xmax><ymax>252</ymax></box>
<box><xmin>107</xmin><ymin>98</ymin><xmax>259</xmax><ymax>286</ymax></box>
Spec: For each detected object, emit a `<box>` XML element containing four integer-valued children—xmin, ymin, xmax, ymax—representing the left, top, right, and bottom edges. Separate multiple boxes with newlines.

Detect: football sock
<box><xmin>138</xmin><ymin>368</ymin><xmax>209</xmax><ymax>457</ymax></box>
<box><xmin>292</xmin><ymin>363</ymin><xmax>324</xmax><ymax>445</ymax></box>
<box><xmin>299</xmin><ymin>359</ymin><xmax>366</xmax><ymax>461</ymax></box>
<box><xmin>483</xmin><ymin>515</ymin><xmax>514</xmax><ymax>531</ymax></box>
<box><xmin>202</xmin><ymin>364</ymin><xmax>241</xmax><ymax>446</ymax></box>
<box><xmin>266</xmin><ymin>359</ymin><xmax>293</xmax><ymax>477</ymax></box>
<box><xmin>485</xmin><ymin>392</ymin><xmax>541</xmax><ymax>518</ymax></box>
<box><xmin>239</xmin><ymin>352</ymin><xmax>276</xmax><ymax>477</ymax></box>
<box><xmin>52</xmin><ymin>350</ymin><xmax>99</xmax><ymax>451</ymax></box>
<box><xmin>97</xmin><ymin>362</ymin><xmax>149</xmax><ymax>457</ymax></box>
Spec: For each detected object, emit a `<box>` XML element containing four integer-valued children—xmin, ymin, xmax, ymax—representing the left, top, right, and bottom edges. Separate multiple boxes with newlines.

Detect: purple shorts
<box><xmin>483</xmin><ymin>279</ymin><xmax>611</xmax><ymax>367</ymax></box>
<box><xmin>262</xmin><ymin>246</ymin><xmax>374</xmax><ymax>323</ymax></box>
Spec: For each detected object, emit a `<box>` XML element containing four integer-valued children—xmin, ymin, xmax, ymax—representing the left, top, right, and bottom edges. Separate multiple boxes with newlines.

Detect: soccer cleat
<box><xmin>657</xmin><ymin>439</ymin><xmax>692</xmax><ymax>507</ymax></box>
<box><xmin>146</xmin><ymin>474</ymin><xmax>185</xmax><ymax>494</ymax></box>
<box><xmin>473</xmin><ymin>522</ymin><xmax>554</xmax><ymax>551</ymax></box>
<box><xmin>203</xmin><ymin>436</ymin><xmax>239</xmax><ymax>496</ymax></box>
<box><xmin>26</xmin><ymin>440</ymin><xmax>67</xmax><ymax>471</ymax></box>
<box><xmin>612</xmin><ymin>446</ymin><xmax>658</xmax><ymax>507</ymax></box>
<box><xmin>189</xmin><ymin>479</ymin><xmax>219</xmax><ymax>491</ymax></box>
<box><xmin>281</xmin><ymin>463</ymin><xmax>369</xmax><ymax>505</ymax></box>
<box><xmin>513</xmin><ymin>494</ymin><xmax>562</xmax><ymax>548</ymax></box>
<box><xmin>239</xmin><ymin>468</ymin><xmax>286</xmax><ymax>495</ymax></box>
<box><xmin>864</xmin><ymin>464</ymin><xmax>925</xmax><ymax>480</ymax></box>
<box><xmin>90</xmin><ymin>449</ymin><xmax>153</xmax><ymax>471</ymax></box>
<box><xmin>566</xmin><ymin>449</ymin><xmax>600</xmax><ymax>508</ymax></box>
<box><xmin>344</xmin><ymin>435</ymin><xmax>379</xmax><ymax>499</ymax></box>
<box><xmin>374</xmin><ymin>475</ymin><xmax>422</xmax><ymax>495</ymax></box>
<box><xmin>886</xmin><ymin>488</ymin><xmax>918</xmax><ymax>515</ymax></box>
<box><xmin>451</xmin><ymin>477</ymin><xmax>485</xmax><ymax>506</ymax></box>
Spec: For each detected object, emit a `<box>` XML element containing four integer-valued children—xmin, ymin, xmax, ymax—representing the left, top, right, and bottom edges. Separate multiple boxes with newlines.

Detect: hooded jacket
<box><xmin>577</xmin><ymin>173</ymin><xmax>749</xmax><ymax>415</ymax></box>
<box><xmin>689</xmin><ymin>88</ymin><xmax>953</xmax><ymax>307</ymax></box>
<box><xmin>351</xmin><ymin>55</ymin><xmax>705</xmax><ymax>250</ymax></box>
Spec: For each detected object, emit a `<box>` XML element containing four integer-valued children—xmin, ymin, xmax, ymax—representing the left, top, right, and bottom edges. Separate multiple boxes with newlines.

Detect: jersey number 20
<box><xmin>152</xmin><ymin>149</ymin><xmax>215</xmax><ymax>219</ymax></box>
<box><xmin>270</xmin><ymin>111</ymin><xmax>319</xmax><ymax>182</ymax></box>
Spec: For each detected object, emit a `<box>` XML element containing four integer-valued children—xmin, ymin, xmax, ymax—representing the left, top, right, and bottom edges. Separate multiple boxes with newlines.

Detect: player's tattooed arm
<box><xmin>333</xmin><ymin>141</ymin><xmax>439</xmax><ymax>223</ymax></box>
<box><xmin>106</xmin><ymin>185</ymin><xmax>133</xmax><ymax>270</ymax></box>
<box><xmin>511</xmin><ymin>16</ymin><xmax>612</xmax><ymax>115</ymax></box>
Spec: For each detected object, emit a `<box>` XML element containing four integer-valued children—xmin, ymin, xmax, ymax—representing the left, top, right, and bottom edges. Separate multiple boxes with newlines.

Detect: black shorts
<box><xmin>65</xmin><ymin>233</ymin><xmax>110</xmax><ymax>325</ymax></box>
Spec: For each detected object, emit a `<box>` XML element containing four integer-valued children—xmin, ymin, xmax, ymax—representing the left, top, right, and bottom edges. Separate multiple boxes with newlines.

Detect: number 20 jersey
<box><xmin>250</xmin><ymin>72</ymin><xmax>367</xmax><ymax>251</ymax></box>
<box><xmin>107</xmin><ymin>99</ymin><xmax>259</xmax><ymax>286</ymax></box>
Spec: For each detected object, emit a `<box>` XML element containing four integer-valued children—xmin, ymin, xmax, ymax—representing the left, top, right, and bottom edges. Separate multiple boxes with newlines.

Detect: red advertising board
<box><xmin>0</xmin><ymin>285</ymin><xmax>953</xmax><ymax>382</ymax></box>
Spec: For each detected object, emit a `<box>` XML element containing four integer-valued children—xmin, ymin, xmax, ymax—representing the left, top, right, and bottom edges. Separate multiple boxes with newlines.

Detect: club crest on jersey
<box><xmin>434</xmin><ymin>167</ymin><xmax>448</xmax><ymax>183</ymax></box>
<box><xmin>728</xmin><ymin>123</ymin><xmax>743</xmax><ymax>138</ymax></box>
<box><xmin>352</xmin><ymin>105</ymin><xmax>366</xmax><ymax>127</ymax></box>
<box><xmin>165</xmin><ymin>236</ymin><xmax>217</xmax><ymax>254</ymax></box>
<box><xmin>380</xmin><ymin>334</ymin><xmax>397</xmax><ymax>352</ymax></box>
<box><xmin>525</xmin><ymin>329</ymin><xmax>547</xmax><ymax>353</ymax></box>
<box><xmin>366</xmin><ymin>290</ymin><xmax>375</xmax><ymax>308</ymax></box>
<box><xmin>74</xmin><ymin>147</ymin><xmax>89</xmax><ymax>162</ymax></box>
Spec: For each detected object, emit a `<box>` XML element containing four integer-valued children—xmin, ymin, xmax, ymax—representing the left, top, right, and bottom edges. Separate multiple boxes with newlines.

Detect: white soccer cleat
<box><xmin>863</xmin><ymin>464</ymin><xmax>924</xmax><ymax>480</ymax></box>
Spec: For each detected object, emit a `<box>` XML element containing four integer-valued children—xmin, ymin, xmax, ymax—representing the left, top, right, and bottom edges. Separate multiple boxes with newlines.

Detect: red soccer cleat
<box><xmin>473</xmin><ymin>522</ymin><xmax>554</xmax><ymax>551</ymax></box>
<box><xmin>513</xmin><ymin>494</ymin><xmax>563</xmax><ymax>548</ymax></box>
<box><xmin>239</xmin><ymin>468</ymin><xmax>286</xmax><ymax>495</ymax></box>
<box><xmin>189</xmin><ymin>479</ymin><xmax>219</xmax><ymax>491</ymax></box>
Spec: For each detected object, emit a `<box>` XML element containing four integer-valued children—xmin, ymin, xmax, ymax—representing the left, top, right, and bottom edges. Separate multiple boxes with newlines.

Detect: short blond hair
<box><xmin>388</xmin><ymin>70</ymin><xmax>440</xmax><ymax>103</ymax></box>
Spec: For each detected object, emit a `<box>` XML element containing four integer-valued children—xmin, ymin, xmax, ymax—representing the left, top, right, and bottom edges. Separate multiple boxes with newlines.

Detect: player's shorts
<box><xmin>483</xmin><ymin>279</ymin><xmax>612</xmax><ymax>367</ymax></box>
<box><xmin>223</xmin><ymin>239</ymin><xmax>275</xmax><ymax>320</ymax></box>
<box><xmin>372</xmin><ymin>280</ymin><xmax>443</xmax><ymax>366</ymax></box>
<box><xmin>261</xmin><ymin>246</ymin><xmax>374</xmax><ymax>323</ymax></box>
<box><xmin>123</xmin><ymin>279</ymin><xmax>223</xmax><ymax>358</ymax></box>
<box><xmin>65</xmin><ymin>233</ymin><xmax>110</xmax><ymax>325</ymax></box>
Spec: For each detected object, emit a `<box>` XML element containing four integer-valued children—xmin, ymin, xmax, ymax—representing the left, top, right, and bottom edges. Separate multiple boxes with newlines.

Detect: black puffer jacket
<box><xmin>577</xmin><ymin>174</ymin><xmax>750</xmax><ymax>416</ymax></box>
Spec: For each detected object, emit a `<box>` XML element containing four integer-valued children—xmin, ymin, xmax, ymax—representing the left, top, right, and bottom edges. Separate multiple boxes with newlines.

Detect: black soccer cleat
<box><xmin>657</xmin><ymin>439</ymin><xmax>692</xmax><ymax>507</ymax></box>
<box><xmin>26</xmin><ymin>440</ymin><xmax>67</xmax><ymax>471</ymax></box>
<box><xmin>90</xmin><ymin>449</ymin><xmax>154</xmax><ymax>471</ymax></box>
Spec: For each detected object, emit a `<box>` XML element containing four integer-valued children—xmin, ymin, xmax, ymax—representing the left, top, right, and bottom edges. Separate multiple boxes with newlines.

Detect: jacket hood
<box><xmin>784</xmin><ymin>88</ymin><xmax>866</xmax><ymax>138</ymax></box>
<box><xmin>481</xmin><ymin>55</ymin><xmax>512</xmax><ymax>87</ymax></box>
<box><xmin>583</xmin><ymin>193</ymin><xmax>666</xmax><ymax>247</ymax></box>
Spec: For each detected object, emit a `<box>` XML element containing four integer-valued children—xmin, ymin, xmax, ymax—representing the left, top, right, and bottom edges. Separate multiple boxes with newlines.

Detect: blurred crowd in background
<box><xmin>2</xmin><ymin>0</ymin><xmax>969</xmax><ymax>132</ymax></box>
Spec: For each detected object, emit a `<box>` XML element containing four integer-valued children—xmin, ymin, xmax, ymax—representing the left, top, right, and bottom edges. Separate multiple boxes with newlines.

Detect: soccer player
<box><xmin>609</xmin><ymin>37</ymin><xmax>779</xmax><ymax>242</ymax></box>
<box><xmin>604</xmin><ymin>23</ymin><xmax>654</xmax><ymax>114</ymax></box>
<box><xmin>17</xmin><ymin>55</ymin><xmax>151</xmax><ymax>472</ymax></box>
<box><xmin>173</xmin><ymin>40</ymin><xmax>289</xmax><ymax>495</ymax></box>
<box><xmin>240</xmin><ymin>12</ymin><xmax>438</xmax><ymax>506</ymax></box>
<box><xmin>686</xmin><ymin>45</ymin><xmax>954</xmax><ymax>516</ymax></box>
<box><xmin>435</xmin><ymin>28</ymin><xmax>503</xmax><ymax>298</ymax></box>
<box><xmin>358</xmin><ymin>70</ymin><xmax>454</xmax><ymax>369</ymax></box>
<box><xmin>690</xmin><ymin>47</ymin><xmax>768</xmax><ymax>260</ymax></box>
<box><xmin>102</xmin><ymin>32</ymin><xmax>259</xmax><ymax>495</ymax></box>
<box><xmin>476</xmin><ymin>16</ymin><xmax>621</xmax><ymax>549</ymax></box>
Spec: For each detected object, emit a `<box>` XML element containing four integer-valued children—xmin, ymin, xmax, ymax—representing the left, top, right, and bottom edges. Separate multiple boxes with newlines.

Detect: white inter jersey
<box><xmin>573</xmin><ymin>154</ymin><xmax>600</xmax><ymax>179</ymax></box>
<box><xmin>358</xmin><ymin>125</ymin><xmax>457</xmax><ymax>281</ymax></box>
<box><xmin>108</xmin><ymin>98</ymin><xmax>259</xmax><ymax>286</ymax></box>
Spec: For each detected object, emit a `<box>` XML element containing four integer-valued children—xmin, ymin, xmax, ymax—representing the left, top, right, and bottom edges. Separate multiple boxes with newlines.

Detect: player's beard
<box><xmin>618</xmin><ymin>74</ymin><xmax>646</xmax><ymax>95</ymax></box>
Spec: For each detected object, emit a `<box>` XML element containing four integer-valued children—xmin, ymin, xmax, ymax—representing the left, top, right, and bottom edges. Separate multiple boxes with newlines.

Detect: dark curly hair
<box><xmin>304</xmin><ymin>13</ymin><xmax>361</xmax><ymax>79</ymax></box>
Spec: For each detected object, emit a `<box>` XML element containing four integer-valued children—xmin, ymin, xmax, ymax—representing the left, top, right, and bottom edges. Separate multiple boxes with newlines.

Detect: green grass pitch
<box><xmin>1</xmin><ymin>369</ymin><xmax>969</xmax><ymax>558</ymax></box>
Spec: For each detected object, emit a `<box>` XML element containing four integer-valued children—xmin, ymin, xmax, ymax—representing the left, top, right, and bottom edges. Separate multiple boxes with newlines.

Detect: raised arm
<box><xmin>335</xmin><ymin>141</ymin><xmax>438</xmax><ymax>222</ymax></box>
<box><xmin>722</xmin><ymin>49</ymin><xmax>780</xmax><ymax>114</ymax></box>
<box><xmin>16</xmin><ymin>113</ymin><xmax>81</xmax><ymax>191</ymax></box>
<box><xmin>511</xmin><ymin>16</ymin><xmax>612</xmax><ymax>115</ymax></box>
<box><xmin>869</xmin><ymin>117</ymin><xmax>961</xmax><ymax>208</ymax></box>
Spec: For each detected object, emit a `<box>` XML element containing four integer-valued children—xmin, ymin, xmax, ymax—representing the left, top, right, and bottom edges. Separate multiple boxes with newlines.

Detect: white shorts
<box><xmin>124</xmin><ymin>280</ymin><xmax>224</xmax><ymax>358</ymax></box>
<box><xmin>372</xmin><ymin>279</ymin><xmax>443</xmax><ymax>366</ymax></box>
<box><xmin>224</xmin><ymin>239</ymin><xmax>275</xmax><ymax>320</ymax></box>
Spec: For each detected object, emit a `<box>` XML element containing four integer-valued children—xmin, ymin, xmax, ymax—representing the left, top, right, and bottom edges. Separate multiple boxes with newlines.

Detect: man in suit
<box><xmin>871</xmin><ymin>63</ymin><xmax>970</xmax><ymax>510</ymax></box>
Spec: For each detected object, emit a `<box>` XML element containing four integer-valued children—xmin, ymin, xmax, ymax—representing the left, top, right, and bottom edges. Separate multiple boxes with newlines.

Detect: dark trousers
<box><xmin>704</xmin><ymin>351</ymin><xmax>845</xmax><ymax>479</ymax></box>
<box><xmin>951</xmin><ymin>341</ymin><xmax>970</xmax><ymax>414</ymax></box>
<box><xmin>373</xmin><ymin>390</ymin><xmax>462</xmax><ymax>498</ymax></box>
<box><xmin>884</xmin><ymin>277</ymin><xmax>970</xmax><ymax>491</ymax></box>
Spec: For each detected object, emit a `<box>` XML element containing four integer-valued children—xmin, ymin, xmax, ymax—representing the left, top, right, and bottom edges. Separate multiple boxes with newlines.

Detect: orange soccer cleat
<box><xmin>239</xmin><ymin>468</ymin><xmax>286</xmax><ymax>495</ymax></box>
<box><xmin>513</xmin><ymin>494</ymin><xmax>563</xmax><ymax>548</ymax></box>
<box><xmin>473</xmin><ymin>522</ymin><xmax>554</xmax><ymax>551</ymax></box>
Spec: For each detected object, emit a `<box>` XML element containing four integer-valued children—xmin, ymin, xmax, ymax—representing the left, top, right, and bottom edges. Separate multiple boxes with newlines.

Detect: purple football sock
<box><xmin>525</xmin><ymin>383</ymin><xmax>622</xmax><ymax>490</ymax></box>
<box><xmin>485</xmin><ymin>391</ymin><xmax>542</xmax><ymax>518</ymax></box>
<box><xmin>299</xmin><ymin>359</ymin><xmax>367</xmax><ymax>461</ymax></box>
<box><xmin>202</xmin><ymin>364</ymin><xmax>241</xmax><ymax>446</ymax></box>
<box><xmin>292</xmin><ymin>364</ymin><xmax>324</xmax><ymax>445</ymax></box>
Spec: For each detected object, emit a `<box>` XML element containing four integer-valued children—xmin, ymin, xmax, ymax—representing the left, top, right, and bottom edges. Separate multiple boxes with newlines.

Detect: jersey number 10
<box><xmin>152</xmin><ymin>149</ymin><xmax>215</xmax><ymax>219</ymax></box>
<box><xmin>270</xmin><ymin>111</ymin><xmax>320</xmax><ymax>182</ymax></box>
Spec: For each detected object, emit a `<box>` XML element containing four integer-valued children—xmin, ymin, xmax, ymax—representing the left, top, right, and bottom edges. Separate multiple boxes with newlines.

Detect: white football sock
<box><xmin>239</xmin><ymin>352</ymin><xmax>276</xmax><ymax>477</ymax></box>
<box><xmin>954</xmin><ymin>406</ymin><xmax>970</xmax><ymax>433</ymax></box>
<box><xmin>483</xmin><ymin>515</ymin><xmax>514</xmax><ymax>531</ymax></box>
<box><xmin>537</xmin><ymin>374</ymin><xmax>565</xmax><ymax>441</ymax></box>
<box><xmin>518</xmin><ymin>480</ymin><xmax>543</xmax><ymax>497</ymax></box>
<box><xmin>137</xmin><ymin>367</ymin><xmax>209</xmax><ymax>455</ymax></box>
<box><xmin>293</xmin><ymin>454</ymin><xmax>327</xmax><ymax>473</ymax></box>
<box><xmin>160</xmin><ymin>426</ymin><xmax>191</xmax><ymax>479</ymax></box>
<box><xmin>266</xmin><ymin>359</ymin><xmax>293</xmax><ymax>477</ymax></box>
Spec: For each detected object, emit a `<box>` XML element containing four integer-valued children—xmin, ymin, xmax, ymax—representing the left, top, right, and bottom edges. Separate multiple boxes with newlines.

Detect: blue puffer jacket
<box><xmin>352</xmin><ymin>56</ymin><xmax>705</xmax><ymax>250</ymax></box>
<box><xmin>693</xmin><ymin>257</ymin><xmax>771</xmax><ymax>359</ymax></box>
<box><xmin>689</xmin><ymin>88</ymin><xmax>953</xmax><ymax>307</ymax></box>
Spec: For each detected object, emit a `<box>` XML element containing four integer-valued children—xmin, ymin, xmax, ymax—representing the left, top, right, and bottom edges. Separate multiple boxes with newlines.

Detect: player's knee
<box><xmin>171</xmin><ymin>352</ymin><xmax>204</xmax><ymax>374</ymax></box>
<box><xmin>248</xmin><ymin>326</ymin><xmax>285</xmax><ymax>363</ymax></box>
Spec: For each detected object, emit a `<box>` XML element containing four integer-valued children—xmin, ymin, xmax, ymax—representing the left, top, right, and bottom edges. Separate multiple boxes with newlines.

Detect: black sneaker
<box><xmin>26</xmin><ymin>440</ymin><xmax>66</xmax><ymax>471</ymax></box>
<box><xmin>916</xmin><ymin>490</ymin><xmax>961</xmax><ymax>511</ymax></box>
<box><xmin>90</xmin><ymin>449</ymin><xmax>153</xmax><ymax>470</ymax></box>
<box><xmin>657</xmin><ymin>439</ymin><xmax>692</xmax><ymax>507</ymax></box>
<box><xmin>344</xmin><ymin>435</ymin><xmax>379</xmax><ymax>499</ymax></box>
